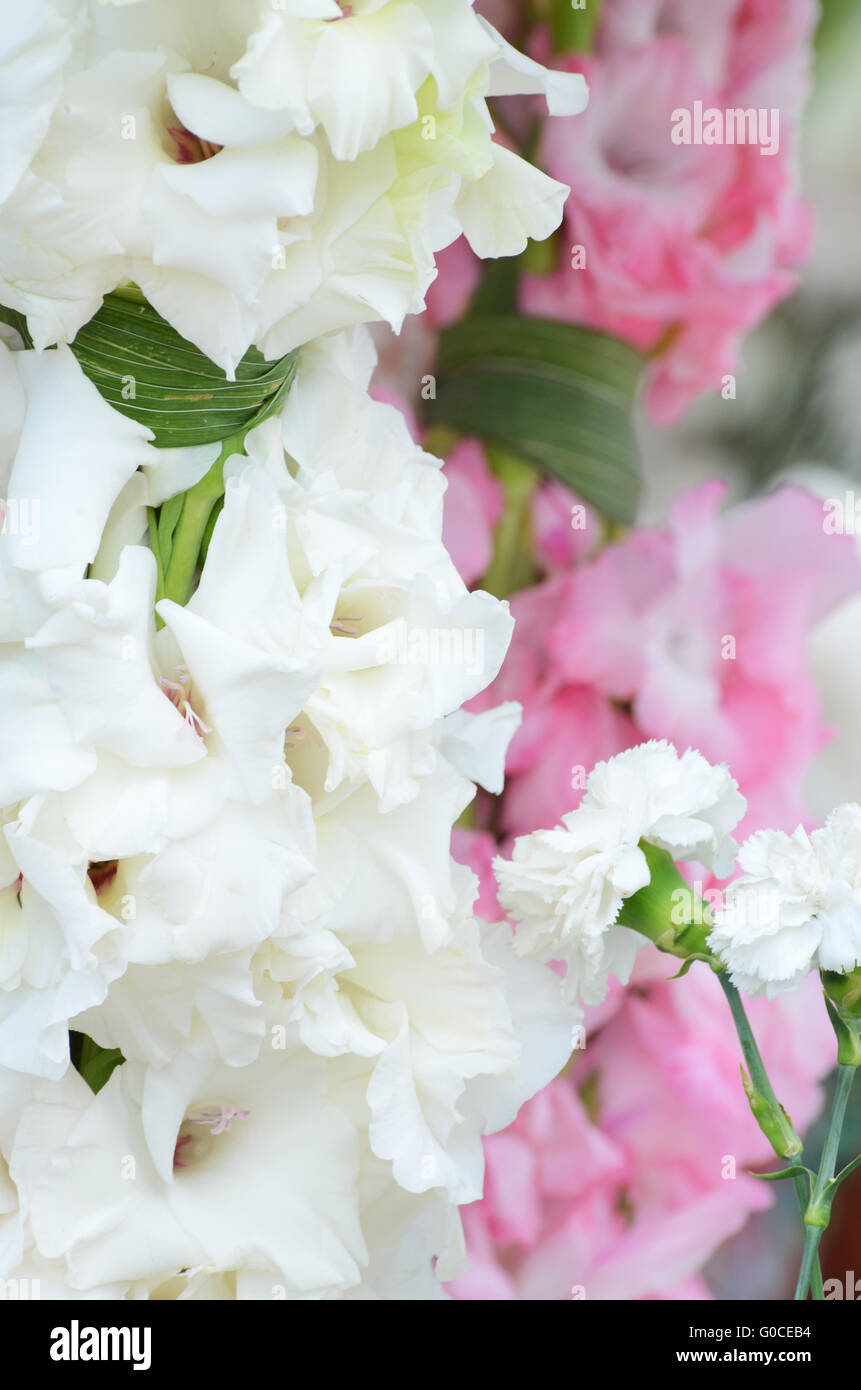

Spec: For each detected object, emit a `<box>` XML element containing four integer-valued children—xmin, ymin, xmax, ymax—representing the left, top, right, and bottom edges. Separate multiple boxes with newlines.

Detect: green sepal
<box><xmin>616</xmin><ymin>841</ymin><xmax>719</xmax><ymax>967</ymax></box>
<box><xmin>666</xmin><ymin>951</ymin><xmax>718</xmax><ymax>980</ymax></box>
<box><xmin>822</xmin><ymin>973</ymin><xmax>861</xmax><ymax>1067</ymax></box>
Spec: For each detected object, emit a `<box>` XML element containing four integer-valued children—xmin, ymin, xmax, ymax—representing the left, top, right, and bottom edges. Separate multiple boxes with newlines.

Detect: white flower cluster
<box><xmin>0</xmin><ymin>330</ymin><xmax>576</xmax><ymax>1298</ymax></box>
<box><xmin>710</xmin><ymin>804</ymin><xmax>861</xmax><ymax>999</ymax></box>
<box><xmin>1</xmin><ymin>0</ymin><xmax>587</xmax><ymax>372</ymax></box>
<box><xmin>494</xmin><ymin>741</ymin><xmax>746</xmax><ymax>1004</ymax></box>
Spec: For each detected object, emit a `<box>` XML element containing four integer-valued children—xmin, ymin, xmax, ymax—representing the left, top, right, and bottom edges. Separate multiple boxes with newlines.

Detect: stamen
<box><xmin>330</xmin><ymin>615</ymin><xmax>362</xmax><ymax>637</ymax></box>
<box><xmin>184</xmin><ymin>1104</ymin><xmax>249</xmax><ymax>1135</ymax></box>
<box><xmin>173</xmin><ymin>1104</ymin><xmax>249</xmax><ymax>1170</ymax></box>
<box><xmin>168</xmin><ymin>126</ymin><xmax>223</xmax><ymax>165</ymax></box>
<box><xmin>159</xmin><ymin>666</ymin><xmax>211</xmax><ymax>737</ymax></box>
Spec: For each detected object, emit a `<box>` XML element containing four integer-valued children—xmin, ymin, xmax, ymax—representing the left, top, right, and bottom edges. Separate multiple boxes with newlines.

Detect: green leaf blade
<box><xmin>70</xmin><ymin>1030</ymin><xmax>125</xmax><ymax>1095</ymax></box>
<box><xmin>425</xmin><ymin>316</ymin><xmax>642</xmax><ymax>522</ymax></box>
<box><xmin>68</xmin><ymin>293</ymin><xmax>299</xmax><ymax>448</ymax></box>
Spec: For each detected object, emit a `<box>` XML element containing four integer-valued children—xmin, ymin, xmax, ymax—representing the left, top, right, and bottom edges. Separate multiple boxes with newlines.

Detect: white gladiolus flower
<box><xmin>710</xmin><ymin>804</ymin><xmax>861</xmax><ymax>998</ymax></box>
<box><xmin>0</xmin><ymin>0</ymin><xmax>605</xmax><ymax>1305</ymax></box>
<box><xmin>0</xmin><ymin>342</ymin><xmax>156</xmax><ymax>639</ymax></box>
<box><xmin>0</xmin><ymin>0</ymin><xmax>587</xmax><ymax>370</ymax></box>
<box><xmin>8</xmin><ymin>1030</ymin><xmax>367</xmax><ymax>1297</ymax></box>
<box><xmin>25</xmin><ymin>547</ymin><xmax>317</xmax><ymax>859</ymax></box>
<box><xmin>495</xmin><ymin>741</ymin><xmax>746</xmax><ymax>1003</ymax></box>
<box><xmin>0</xmin><ymin>798</ymin><xmax>122</xmax><ymax>1080</ymax></box>
<box><xmin>254</xmin><ymin>765</ymin><xmax>578</xmax><ymax>1207</ymax></box>
<box><xmin>0</xmin><ymin>297</ymin><xmax>591</xmax><ymax>1300</ymax></box>
<box><xmin>190</xmin><ymin>336</ymin><xmax>513</xmax><ymax>812</ymax></box>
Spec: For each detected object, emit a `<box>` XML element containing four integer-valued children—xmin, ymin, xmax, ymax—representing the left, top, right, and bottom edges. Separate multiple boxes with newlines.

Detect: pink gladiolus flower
<box><xmin>531</xmin><ymin>479</ymin><xmax>600</xmax><ymax>573</ymax></box>
<box><xmin>449</xmin><ymin>941</ymin><xmax>833</xmax><ymax>1300</ymax></box>
<box><xmin>519</xmin><ymin>1</ymin><xmax>817</xmax><ymax>423</ymax></box>
<box><xmin>451</xmin><ymin>479</ymin><xmax>861</xmax><ymax>1299</ymax></box>
<box><xmin>442</xmin><ymin>440</ymin><xmax>504</xmax><ymax>588</ymax></box>
<box><xmin>470</xmin><ymin>482</ymin><xmax>861</xmax><ymax>840</ymax></box>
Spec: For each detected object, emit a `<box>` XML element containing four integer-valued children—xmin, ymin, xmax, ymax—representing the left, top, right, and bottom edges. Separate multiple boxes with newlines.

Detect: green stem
<box><xmin>795</xmin><ymin>1227</ymin><xmax>823</xmax><ymax>1303</ymax></box>
<box><xmin>481</xmin><ymin>451</ymin><xmax>538</xmax><ymax>600</ymax></box>
<box><xmin>719</xmin><ymin>973</ymin><xmax>802</xmax><ymax>1160</ymax></box>
<box><xmin>794</xmin><ymin>1063</ymin><xmax>857</xmax><ymax>1301</ymax></box>
<box><xmin>719</xmin><ymin>973</ymin><xmax>824</xmax><ymax>1295</ymax></box>
<box><xmin>549</xmin><ymin>0</ymin><xmax>604</xmax><ymax>53</ymax></box>
<box><xmin>161</xmin><ymin>432</ymin><xmax>245</xmax><ymax>607</ymax></box>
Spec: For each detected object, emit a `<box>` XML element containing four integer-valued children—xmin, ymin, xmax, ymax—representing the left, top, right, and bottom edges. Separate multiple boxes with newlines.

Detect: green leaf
<box><xmin>70</xmin><ymin>1030</ymin><xmax>124</xmax><ymax>1095</ymax></box>
<box><xmin>468</xmin><ymin>255</ymin><xmax>521</xmax><ymax>318</ymax></box>
<box><xmin>830</xmin><ymin>1150</ymin><xmax>861</xmax><ymax>1191</ymax></box>
<box><xmin>0</xmin><ymin>303</ymin><xmax>34</xmax><ymax>348</ymax></box>
<box><xmin>424</xmin><ymin>316</ymin><xmax>642</xmax><ymax>522</ymax></box>
<box><xmin>750</xmin><ymin>1164</ymin><xmax>812</xmax><ymax>1183</ymax></box>
<box><xmin>69</xmin><ymin>292</ymin><xmax>299</xmax><ymax>448</ymax></box>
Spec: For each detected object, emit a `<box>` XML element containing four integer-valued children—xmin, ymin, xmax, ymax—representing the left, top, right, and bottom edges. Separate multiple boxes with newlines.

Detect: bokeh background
<box><xmin>654</xmin><ymin>0</ymin><xmax>861</xmax><ymax>1301</ymax></box>
<box><xmin>371</xmin><ymin>0</ymin><xmax>861</xmax><ymax>1299</ymax></box>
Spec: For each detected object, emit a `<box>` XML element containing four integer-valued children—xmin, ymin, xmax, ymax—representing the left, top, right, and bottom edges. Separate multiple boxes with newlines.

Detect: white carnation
<box><xmin>710</xmin><ymin>804</ymin><xmax>861</xmax><ymax>998</ymax></box>
<box><xmin>495</xmin><ymin>741</ymin><xmax>746</xmax><ymax>1003</ymax></box>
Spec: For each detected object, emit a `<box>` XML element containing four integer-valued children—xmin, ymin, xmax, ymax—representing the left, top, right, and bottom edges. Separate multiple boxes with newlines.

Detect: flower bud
<box><xmin>822</xmin><ymin>968</ymin><xmax>861</xmax><ymax>1067</ymax></box>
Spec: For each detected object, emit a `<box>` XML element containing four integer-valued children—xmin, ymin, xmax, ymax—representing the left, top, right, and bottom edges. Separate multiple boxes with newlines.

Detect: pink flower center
<box><xmin>88</xmin><ymin>860</ymin><xmax>118</xmax><ymax>895</ymax></box>
<box><xmin>159</xmin><ymin>666</ymin><xmax>211</xmax><ymax>738</ymax></box>
<box><xmin>167</xmin><ymin>126</ymin><xmax>223</xmax><ymax>165</ymax></box>
<box><xmin>173</xmin><ymin>1104</ymin><xmax>249</xmax><ymax>1170</ymax></box>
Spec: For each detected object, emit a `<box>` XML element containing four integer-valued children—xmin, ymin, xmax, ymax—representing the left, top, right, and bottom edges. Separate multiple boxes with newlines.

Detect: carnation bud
<box><xmin>822</xmin><ymin>968</ymin><xmax>861</xmax><ymax>1067</ymax></box>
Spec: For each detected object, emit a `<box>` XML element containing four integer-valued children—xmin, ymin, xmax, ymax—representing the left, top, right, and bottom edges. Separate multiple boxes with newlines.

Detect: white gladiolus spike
<box><xmin>0</xmin><ymin>1</ymin><xmax>587</xmax><ymax>371</ymax></box>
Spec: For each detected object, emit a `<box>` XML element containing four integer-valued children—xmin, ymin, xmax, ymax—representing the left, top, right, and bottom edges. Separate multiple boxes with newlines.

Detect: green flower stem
<box><xmin>621</xmin><ymin>847</ymin><xmax>818</xmax><ymax>1289</ymax></box>
<box><xmin>718</xmin><ymin>974</ymin><xmax>803</xmax><ymax>1161</ymax></box>
<box><xmin>549</xmin><ymin>0</ymin><xmax>604</xmax><ymax>53</ymax></box>
<box><xmin>719</xmin><ymin>972</ymin><xmax>824</xmax><ymax>1297</ymax></box>
<box><xmin>161</xmin><ymin>432</ymin><xmax>245</xmax><ymax>607</ymax></box>
<box><xmin>620</xmin><ymin>847</ymin><xmax>804</xmax><ymax>1157</ymax></box>
<box><xmin>481</xmin><ymin>451</ymin><xmax>538</xmax><ymax>600</ymax></box>
<box><xmin>794</xmin><ymin>1063</ymin><xmax>857</xmax><ymax>1301</ymax></box>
